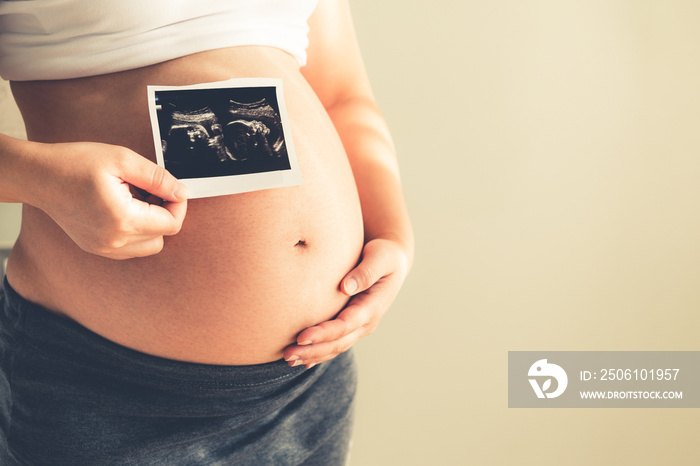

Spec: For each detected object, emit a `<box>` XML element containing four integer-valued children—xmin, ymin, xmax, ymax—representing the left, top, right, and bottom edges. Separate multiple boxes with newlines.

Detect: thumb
<box><xmin>341</xmin><ymin>241</ymin><xmax>393</xmax><ymax>296</ymax></box>
<box><xmin>120</xmin><ymin>152</ymin><xmax>189</xmax><ymax>202</ymax></box>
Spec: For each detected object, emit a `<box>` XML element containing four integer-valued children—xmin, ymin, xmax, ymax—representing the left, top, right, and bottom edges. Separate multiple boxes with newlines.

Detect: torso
<box><xmin>6</xmin><ymin>47</ymin><xmax>365</xmax><ymax>365</ymax></box>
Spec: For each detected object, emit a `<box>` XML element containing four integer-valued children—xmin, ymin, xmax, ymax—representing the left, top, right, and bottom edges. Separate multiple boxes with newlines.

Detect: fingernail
<box><xmin>306</xmin><ymin>363</ymin><xmax>317</xmax><ymax>369</ymax></box>
<box><xmin>344</xmin><ymin>278</ymin><xmax>358</xmax><ymax>295</ymax></box>
<box><xmin>174</xmin><ymin>183</ymin><xmax>190</xmax><ymax>200</ymax></box>
<box><xmin>285</xmin><ymin>355</ymin><xmax>300</xmax><ymax>362</ymax></box>
<box><xmin>298</xmin><ymin>340</ymin><xmax>313</xmax><ymax>346</ymax></box>
<box><xmin>291</xmin><ymin>360</ymin><xmax>304</xmax><ymax>367</ymax></box>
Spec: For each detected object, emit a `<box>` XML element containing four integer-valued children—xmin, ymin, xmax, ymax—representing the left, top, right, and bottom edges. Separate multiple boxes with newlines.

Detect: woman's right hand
<box><xmin>29</xmin><ymin>141</ymin><xmax>189</xmax><ymax>260</ymax></box>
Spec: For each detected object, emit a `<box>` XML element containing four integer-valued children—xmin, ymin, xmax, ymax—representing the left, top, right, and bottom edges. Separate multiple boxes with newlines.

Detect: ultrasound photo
<box><xmin>148</xmin><ymin>79</ymin><xmax>302</xmax><ymax>198</ymax></box>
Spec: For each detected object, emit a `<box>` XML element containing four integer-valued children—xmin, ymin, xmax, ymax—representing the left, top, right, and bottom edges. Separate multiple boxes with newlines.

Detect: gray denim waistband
<box><xmin>0</xmin><ymin>277</ymin><xmax>311</xmax><ymax>392</ymax></box>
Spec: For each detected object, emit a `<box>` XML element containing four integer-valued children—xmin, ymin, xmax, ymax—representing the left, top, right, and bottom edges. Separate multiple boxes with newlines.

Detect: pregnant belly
<box><xmin>7</xmin><ymin>48</ymin><xmax>365</xmax><ymax>364</ymax></box>
<box><xmin>117</xmin><ymin>147</ymin><xmax>364</xmax><ymax>364</ymax></box>
<box><xmin>101</xmin><ymin>147</ymin><xmax>364</xmax><ymax>364</ymax></box>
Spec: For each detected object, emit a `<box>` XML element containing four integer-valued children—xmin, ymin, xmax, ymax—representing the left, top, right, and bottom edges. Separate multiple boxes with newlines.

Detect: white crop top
<box><xmin>0</xmin><ymin>0</ymin><xmax>318</xmax><ymax>81</ymax></box>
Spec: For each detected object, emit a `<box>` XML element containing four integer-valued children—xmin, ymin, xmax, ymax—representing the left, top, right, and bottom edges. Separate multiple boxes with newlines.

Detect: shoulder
<box><xmin>303</xmin><ymin>0</ymin><xmax>373</xmax><ymax>107</ymax></box>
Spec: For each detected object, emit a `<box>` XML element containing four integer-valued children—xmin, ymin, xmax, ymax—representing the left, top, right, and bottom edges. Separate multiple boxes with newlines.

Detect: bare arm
<box><xmin>284</xmin><ymin>0</ymin><xmax>414</xmax><ymax>367</ymax></box>
<box><xmin>303</xmin><ymin>1</ymin><xmax>413</xmax><ymax>252</ymax></box>
<box><xmin>0</xmin><ymin>132</ymin><xmax>189</xmax><ymax>259</ymax></box>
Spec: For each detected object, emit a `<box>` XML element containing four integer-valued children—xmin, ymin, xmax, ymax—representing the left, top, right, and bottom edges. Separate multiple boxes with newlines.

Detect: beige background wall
<box><xmin>2</xmin><ymin>1</ymin><xmax>700</xmax><ymax>465</ymax></box>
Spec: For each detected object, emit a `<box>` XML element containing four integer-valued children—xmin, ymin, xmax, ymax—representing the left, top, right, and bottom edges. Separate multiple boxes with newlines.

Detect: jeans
<box><xmin>0</xmin><ymin>278</ymin><xmax>356</xmax><ymax>465</ymax></box>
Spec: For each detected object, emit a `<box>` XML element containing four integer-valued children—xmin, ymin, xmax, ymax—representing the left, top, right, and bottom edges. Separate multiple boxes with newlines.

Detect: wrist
<box><xmin>364</xmin><ymin>233</ymin><xmax>415</xmax><ymax>273</ymax></box>
<box><xmin>0</xmin><ymin>135</ymin><xmax>60</xmax><ymax>210</ymax></box>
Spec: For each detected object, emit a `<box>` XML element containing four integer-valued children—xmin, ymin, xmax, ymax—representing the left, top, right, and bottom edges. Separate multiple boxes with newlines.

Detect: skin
<box><xmin>0</xmin><ymin>0</ymin><xmax>413</xmax><ymax>368</ymax></box>
<box><xmin>285</xmin><ymin>0</ymin><xmax>414</xmax><ymax>367</ymax></box>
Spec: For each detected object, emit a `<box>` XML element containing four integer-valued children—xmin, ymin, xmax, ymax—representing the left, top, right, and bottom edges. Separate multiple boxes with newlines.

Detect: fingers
<box><xmin>112</xmin><ymin>149</ymin><xmax>188</xmax><ymax>243</ymax></box>
<box><xmin>81</xmin><ymin>222</ymin><xmax>170</xmax><ymax>259</ymax></box>
<box><xmin>128</xmin><ymin>194</ymin><xmax>188</xmax><ymax>237</ymax></box>
<box><xmin>163</xmin><ymin>197</ymin><xmax>188</xmax><ymax>229</ymax></box>
<box><xmin>118</xmin><ymin>151</ymin><xmax>189</xmax><ymax>203</ymax></box>
<box><xmin>105</xmin><ymin>236</ymin><xmax>167</xmax><ymax>260</ymax></box>
<box><xmin>283</xmin><ymin>295</ymin><xmax>379</xmax><ymax>367</ymax></box>
<box><xmin>340</xmin><ymin>239</ymin><xmax>396</xmax><ymax>296</ymax></box>
<box><xmin>80</xmin><ymin>152</ymin><xmax>188</xmax><ymax>259</ymax></box>
<box><xmin>293</xmin><ymin>304</ymin><xmax>369</xmax><ymax>346</ymax></box>
<box><xmin>284</xmin><ymin>329</ymin><xmax>364</xmax><ymax>368</ymax></box>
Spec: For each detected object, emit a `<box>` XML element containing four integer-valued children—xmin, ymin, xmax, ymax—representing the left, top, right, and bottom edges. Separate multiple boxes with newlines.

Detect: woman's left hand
<box><xmin>283</xmin><ymin>237</ymin><xmax>411</xmax><ymax>368</ymax></box>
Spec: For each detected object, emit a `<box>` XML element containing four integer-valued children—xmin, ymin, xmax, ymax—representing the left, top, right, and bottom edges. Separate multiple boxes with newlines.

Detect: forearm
<box><xmin>328</xmin><ymin>97</ymin><xmax>414</xmax><ymax>266</ymax></box>
<box><xmin>0</xmin><ymin>133</ymin><xmax>44</xmax><ymax>205</ymax></box>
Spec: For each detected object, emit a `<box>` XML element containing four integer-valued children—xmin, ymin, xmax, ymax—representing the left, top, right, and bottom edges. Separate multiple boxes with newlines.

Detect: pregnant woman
<box><xmin>0</xmin><ymin>1</ymin><xmax>413</xmax><ymax>464</ymax></box>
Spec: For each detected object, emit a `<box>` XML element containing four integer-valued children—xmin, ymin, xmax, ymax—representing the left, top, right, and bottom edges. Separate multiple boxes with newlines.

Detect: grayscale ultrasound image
<box><xmin>155</xmin><ymin>86</ymin><xmax>291</xmax><ymax>179</ymax></box>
